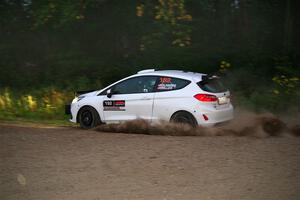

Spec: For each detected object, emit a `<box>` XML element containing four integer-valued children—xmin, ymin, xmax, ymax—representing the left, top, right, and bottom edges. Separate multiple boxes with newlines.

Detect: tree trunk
<box><xmin>240</xmin><ymin>0</ymin><xmax>249</xmax><ymax>42</ymax></box>
<box><xmin>283</xmin><ymin>0</ymin><xmax>293</xmax><ymax>53</ymax></box>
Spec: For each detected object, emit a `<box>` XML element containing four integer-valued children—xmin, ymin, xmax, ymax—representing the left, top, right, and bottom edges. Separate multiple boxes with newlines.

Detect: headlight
<box><xmin>72</xmin><ymin>96</ymin><xmax>85</xmax><ymax>103</ymax></box>
<box><xmin>77</xmin><ymin>96</ymin><xmax>85</xmax><ymax>101</ymax></box>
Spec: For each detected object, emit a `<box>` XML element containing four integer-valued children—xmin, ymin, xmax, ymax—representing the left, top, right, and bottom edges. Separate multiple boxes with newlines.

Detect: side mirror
<box><xmin>106</xmin><ymin>89</ymin><xmax>112</xmax><ymax>98</ymax></box>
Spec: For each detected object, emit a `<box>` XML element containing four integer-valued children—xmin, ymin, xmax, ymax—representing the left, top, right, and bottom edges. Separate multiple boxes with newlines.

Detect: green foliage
<box><xmin>31</xmin><ymin>0</ymin><xmax>88</xmax><ymax>28</ymax></box>
<box><xmin>222</xmin><ymin>61</ymin><xmax>299</xmax><ymax>115</ymax></box>
<box><xmin>0</xmin><ymin>88</ymin><xmax>73</xmax><ymax>121</ymax></box>
<box><xmin>0</xmin><ymin>0</ymin><xmax>299</xmax><ymax>121</ymax></box>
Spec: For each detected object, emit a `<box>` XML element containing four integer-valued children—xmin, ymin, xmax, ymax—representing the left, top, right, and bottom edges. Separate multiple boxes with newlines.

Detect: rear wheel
<box><xmin>78</xmin><ymin>107</ymin><xmax>100</xmax><ymax>129</ymax></box>
<box><xmin>170</xmin><ymin>111</ymin><xmax>197</xmax><ymax>127</ymax></box>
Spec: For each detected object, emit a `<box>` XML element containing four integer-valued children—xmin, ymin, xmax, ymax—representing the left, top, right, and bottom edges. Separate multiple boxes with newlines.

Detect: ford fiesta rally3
<box><xmin>65</xmin><ymin>69</ymin><xmax>234</xmax><ymax>129</ymax></box>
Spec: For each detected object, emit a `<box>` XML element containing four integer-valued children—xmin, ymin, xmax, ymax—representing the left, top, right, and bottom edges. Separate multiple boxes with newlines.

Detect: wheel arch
<box><xmin>76</xmin><ymin>105</ymin><xmax>101</xmax><ymax>123</ymax></box>
<box><xmin>170</xmin><ymin>110</ymin><xmax>197</xmax><ymax>124</ymax></box>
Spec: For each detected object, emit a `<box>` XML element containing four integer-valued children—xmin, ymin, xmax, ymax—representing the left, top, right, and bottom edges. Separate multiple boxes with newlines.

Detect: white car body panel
<box><xmin>102</xmin><ymin>93</ymin><xmax>155</xmax><ymax>123</ymax></box>
<box><xmin>68</xmin><ymin>70</ymin><xmax>234</xmax><ymax>126</ymax></box>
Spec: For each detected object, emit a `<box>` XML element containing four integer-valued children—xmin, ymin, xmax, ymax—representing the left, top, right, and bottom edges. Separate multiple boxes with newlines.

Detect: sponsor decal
<box><xmin>157</xmin><ymin>83</ymin><xmax>177</xmax><ymax>90</ymax></box>
<box><xmin>103</xmin><ymin>100</ymin><xmax>126</xmax><ymax>111</ymax></box>
<box><xmin>157</xmin><ymin>77</ymin><xmax>177</xmax><ymax>90</ymax></box>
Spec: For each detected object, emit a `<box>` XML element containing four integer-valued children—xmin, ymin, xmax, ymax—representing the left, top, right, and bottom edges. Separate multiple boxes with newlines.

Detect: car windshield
<box><xmin>197</xmin><ymin>76</ymin><xmax>227</xmax><ymax>93</ymax></box>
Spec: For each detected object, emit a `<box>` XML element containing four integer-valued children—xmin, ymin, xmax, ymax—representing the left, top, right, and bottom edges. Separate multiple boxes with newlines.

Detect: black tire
<box><xmin>78</xmin><ymin>106</ymin><xmax>101</xmax><ymax>129</ymax></box>
<box><xmin>170</xmin><ymin>111</ymin><xmax>197</xmax><ymax>127</ymax></box>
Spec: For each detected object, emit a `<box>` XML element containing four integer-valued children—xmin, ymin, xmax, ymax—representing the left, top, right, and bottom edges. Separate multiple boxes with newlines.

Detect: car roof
<box><xmin>96</xmin><ymin>69</ymin><xmax>206</xmax><ymax>94</ymax></box>
<box><xmin>135</xmin><ymin>69</ymin><xmax>206</xmax><ymax>82</ymax></box>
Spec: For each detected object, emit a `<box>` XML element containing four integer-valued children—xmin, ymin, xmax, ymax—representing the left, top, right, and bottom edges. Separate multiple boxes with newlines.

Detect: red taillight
<box><xmin>194</xmin><ymin>94</ymin><xmax>217</xmax><ymax>102</ymax></box>
<box><xmin>202</xmin><ymin>114</ymin><xmax>209</xmax><ymax>121</ymax></box>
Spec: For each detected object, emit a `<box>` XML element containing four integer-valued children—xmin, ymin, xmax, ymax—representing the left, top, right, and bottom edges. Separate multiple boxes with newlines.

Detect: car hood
<box><xmin>77</xmin><ymin>90</ymin><xmax>99</xmax><ymax>97</ymax></box>
<box><xmin>80</xmin><ymin>90</ymin><xmax>98</xmax><ymax>97</ymax></box>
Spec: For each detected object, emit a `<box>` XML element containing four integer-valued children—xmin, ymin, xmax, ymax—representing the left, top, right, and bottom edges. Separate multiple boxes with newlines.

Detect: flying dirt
<box><xmin>95</xmin><ymin>110</ymin><xmax>299</xmax><ymax>137</ymax></box>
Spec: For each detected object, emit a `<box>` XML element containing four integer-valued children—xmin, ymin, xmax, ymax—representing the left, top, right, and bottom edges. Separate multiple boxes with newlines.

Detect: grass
<box><xmin>0</xmin><ymin>88</ymin><xmax>76</xmax><ymax>127</ymax></box>
<box><xmin>0</xmin><ymin>115</ymin><xmax>75</xmax><ymax>127</ymax></box>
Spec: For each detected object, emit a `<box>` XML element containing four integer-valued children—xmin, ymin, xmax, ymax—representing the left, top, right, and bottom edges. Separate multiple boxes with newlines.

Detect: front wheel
<box><xmin>78</xmin><ymin>107</ymin><xmax>100</xmax><ymax>129</ymax></box>
<box><xmin>170</xmin><ymin>111</ymin><xmax>197</xmax><ymax>127</ymax></box>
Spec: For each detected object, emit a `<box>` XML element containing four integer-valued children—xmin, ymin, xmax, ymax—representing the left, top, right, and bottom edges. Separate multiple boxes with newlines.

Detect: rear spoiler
<box><xmin>200</xmin><ymin>74</ymin><xmax>219</xmax><ymax>83</ymax></box>
<box><xmin>75</xmin><ymin>89</ymin><xmax>96</xmax><ymax>97</ymax></box>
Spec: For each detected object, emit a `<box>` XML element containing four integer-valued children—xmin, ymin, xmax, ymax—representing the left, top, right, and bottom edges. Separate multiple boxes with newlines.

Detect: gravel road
<box><xmin>1</xmin><ymin>124</ymin><xmax>299</xmax><ymax>200</ymax></box>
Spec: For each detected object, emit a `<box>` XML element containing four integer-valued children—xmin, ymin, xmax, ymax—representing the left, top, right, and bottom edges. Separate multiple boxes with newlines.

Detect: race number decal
<box><xmin>160</xmin><ymin>77</ymin><xmax>171</xmax><ymax>83</ymax></box>
<box><xmin>157</xmin><ymin>77</ymin><xmax>176</xmax><ymax>90</ymax></box>
<box><xmin>103</xmin><ymin>100</ymin><xmax>125</xmax><ymax>111</ymax></box>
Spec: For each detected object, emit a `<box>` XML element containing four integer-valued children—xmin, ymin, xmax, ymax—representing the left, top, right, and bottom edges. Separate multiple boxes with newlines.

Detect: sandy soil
<box><xmin>0</xmin><ymin>124</ymin><xmax>300</xmax><ymax>200</ymax></box>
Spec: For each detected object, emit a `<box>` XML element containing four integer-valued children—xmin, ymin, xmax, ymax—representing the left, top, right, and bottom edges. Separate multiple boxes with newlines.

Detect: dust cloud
<box><xmin>94</xmin><ymin>110</ymin><xmax>299</xmax><ymax>137</ymax></box>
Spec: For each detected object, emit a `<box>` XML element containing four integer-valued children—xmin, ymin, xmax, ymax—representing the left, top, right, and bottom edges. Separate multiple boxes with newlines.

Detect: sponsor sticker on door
<box><xmin>103</xmin><ymin>100</ymin><xmax>126</xmax><ymax>111</ymax></box>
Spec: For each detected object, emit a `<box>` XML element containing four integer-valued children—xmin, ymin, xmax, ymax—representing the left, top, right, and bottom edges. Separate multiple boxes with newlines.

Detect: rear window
<box><xmin>197</xmin><ymin>76</ymin><xmax>227</xmax><ymax>93</ymax></box>
<box><xmin>156</xmin><ymin>77</ymin><xmax>190</xmax><ymax>91</ymax></box>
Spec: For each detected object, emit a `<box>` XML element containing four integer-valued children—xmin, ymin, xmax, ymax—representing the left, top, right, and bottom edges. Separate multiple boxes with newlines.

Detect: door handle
<box><xmin>142</xmin><ymin>97</ymin><xmax>151</xmax><ymax>100</ymax></box>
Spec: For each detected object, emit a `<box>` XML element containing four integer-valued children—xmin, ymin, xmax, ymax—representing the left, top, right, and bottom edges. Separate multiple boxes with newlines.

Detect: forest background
<box><xmin>0</xmin><ymin>0</ymin><xmax>299</xmax><ymax>123</ymax></box>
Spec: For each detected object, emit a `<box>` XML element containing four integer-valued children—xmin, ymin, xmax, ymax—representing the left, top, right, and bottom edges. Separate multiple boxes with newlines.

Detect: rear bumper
<box><xmin>196</xmin><ymin>104</ymin><xmax>234</xmax><ymax>126</ymax></box>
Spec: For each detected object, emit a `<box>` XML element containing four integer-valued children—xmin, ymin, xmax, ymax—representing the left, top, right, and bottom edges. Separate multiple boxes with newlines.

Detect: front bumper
<box><xmin>65</xmin><ymin>104</ymin><xmax>71</xmax><ymax>115</ymax></box>
<box><xmin>65</xmin><ymin>104</ymin><xmax>76</xmax><ymax>122</ymax></box>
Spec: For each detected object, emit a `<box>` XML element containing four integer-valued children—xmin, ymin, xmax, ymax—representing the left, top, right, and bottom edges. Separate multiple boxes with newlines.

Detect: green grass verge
<box><xmin>0</xmin><ymin>115</ymin><xmax>76</xmax><ymax>127</ymax></box>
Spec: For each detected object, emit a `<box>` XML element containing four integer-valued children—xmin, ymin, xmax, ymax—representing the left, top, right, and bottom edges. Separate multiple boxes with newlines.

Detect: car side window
<box><xmin>156</xmin><ymin>76</ymin><xmax>190</xmax><ymax>91</ymax></box>
<box><xmin>111</xmin><ymin>76</ymin><xmax>158</xmax><ymax>94</ymax></box>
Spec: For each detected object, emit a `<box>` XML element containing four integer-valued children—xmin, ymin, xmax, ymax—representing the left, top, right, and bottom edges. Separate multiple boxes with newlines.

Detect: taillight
<box><xmin>194</xmin><ymin>94</ymin><xmax>217</xmax><ymax>102</ymax></box>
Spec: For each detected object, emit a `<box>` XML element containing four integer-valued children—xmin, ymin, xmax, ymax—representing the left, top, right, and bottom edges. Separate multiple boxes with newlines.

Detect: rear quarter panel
<box><xmin>152</xmin><ymin>83</ymin><xmax>200</xmax><ymax>123</ymax></box>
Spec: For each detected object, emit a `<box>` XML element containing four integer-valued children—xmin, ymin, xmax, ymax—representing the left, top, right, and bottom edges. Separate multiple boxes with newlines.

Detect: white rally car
<box><xmin>65</xmin><ymin>69</ymin><xmax>233</xmax><ymax>129</ymax></box>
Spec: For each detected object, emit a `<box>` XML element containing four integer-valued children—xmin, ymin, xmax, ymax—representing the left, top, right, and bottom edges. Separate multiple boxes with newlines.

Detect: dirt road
<box><xmin>1</xmin><ymin>124</ymin><xmax>300</xmax><ymax>200</ymax></box>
